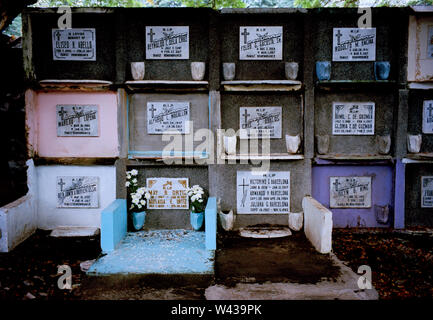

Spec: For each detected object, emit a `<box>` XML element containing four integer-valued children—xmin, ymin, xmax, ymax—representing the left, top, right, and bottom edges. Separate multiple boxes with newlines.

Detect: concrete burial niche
<box><xmin>129</xmin><ymin>166</ymin><xmax>209</xmax><ymax>229</ymax></box>
<box><xmin>311</xmin><ymin>8</ymin><xmax>402</xmax><ymax>81</ymax></box>
<box><xmin>25</xmin><ymin>8</ymin><xmax>116</xmax><ymax>81</ymax></box>
<box><xmin>221</xmin><ymin>92</ymin><xmax>303</xmax><ymax>154</ymax></box>
<box><xmin>405</xmin><ymin>164</ymin><xmax>433</xmax><ymax>227</ymax></box>
<box><xmin>314</xmin><ymin>92</ymin><xmax>395</xmax><ymax>156</ymax></box>
<box><xmin>214</xmin><ymin>162</ymin><xmax>311</xmax><ymax>228</ymax></box>
<box><xmin>36</xmin><ymin>165</ymin><xmax>116</xmax><ymax>230</ymax></box>
<box><xmin>128</xmin><ymin>93</ymin><xmax>209</xmax><ymax>156</ymax></box>
<box><xmin>407</xmin><ymin>13</ymin><xmax>433</xmax><ymax>83</ymax></box>
<box><xmin>120</xmin><ymin>8</ymin><xmax>212</xmax><ymax>82</ymax></box>
<box><xmin>312</xmin><ymin>165</ymin><xmax>393</xmax><ymax>228</ymax></box>
<box><xmin>219</xmin><ymin>9</ymin><xmax>304</xmax><ymax>80</ymax></box>
<box><xmin>26</xmin><ymin>91</ymin><xmax>119</xmax><ymax>158</ymax></box>
<box><xmin>407</xmin><ymin>91</ymin><xmax>433</xmax><ymax>153</ymax></box>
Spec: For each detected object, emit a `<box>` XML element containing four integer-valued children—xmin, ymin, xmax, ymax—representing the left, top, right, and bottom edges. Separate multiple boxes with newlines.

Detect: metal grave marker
<box><xmin>332</xmin><ymin>102</ymin><xmax>375</xmax><ymax>135</ymax></box>
<box><xmin>239</xmin><ymin>106</ymin><xmax>282</xmax><ymax>139</ymax></box>
<box><xmin>146</xmin><ymin>178</ymin><xmax>189</xmax><ymax>209</ymax></box>
<box><xmin>146</xmin><ymin>26</ymin><xmax>189</xmax><ymax>59</ymax></box>
<box><xmin>330</xmin><ymin>176</ymin><xmax>372</xmax><ymax>208</ymax></box>
<box><xmin>56</xmin><ymin>105</ymin><xmax>98</xmax><ymax>136</ymax></box>
<box><xmin>56</xmin><ymin>176</ymin><xmax>99</xmax><ymax>208</ymax></box>
<box><xmin>239</xmin><ymin>26</ymin><xmax>283</xmax><ymax>60</ymax></box>
<box><xmin>421</xmin><ymin>176</ymin><xmax>433</xmax><ymax>208</ymax></box>
<box><xmin>147</xmin><ymin>102</ymin><xmax>190</xmax><ymax>134</ymax></box>
<box><xmin>52</xmin><ymin>29</ymin><xmax>96</xmax><ymax>61</ymax></box>
<box><xmin>332</xmin><ymin>28</ymin><xmax>376</xmax><ymax>61</ymax></box>
<box><xmin>237</xmin><ymin>171</ymin><xmax>290</xmax><ymax>214</ymax></box>
<box><xmin>422</xmin><ymin>100</ymin><xmax>433</xmax><ymax>134</ymax></box>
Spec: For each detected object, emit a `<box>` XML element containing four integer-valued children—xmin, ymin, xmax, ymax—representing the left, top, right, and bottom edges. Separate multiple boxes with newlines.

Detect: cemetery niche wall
<box><xmin>7</xmin><ymin>6</ymin><xmax>430</xmax><ymax>251</ymax></box>
<box><xmin>311</xmin><ymin>8</ymin><xmax>404</xmax><ymax>228</ymax></box>
<box><xmin>404</xmin><ymin>7</ymin><xmax>433</xmax><ymax>227</ymax></box>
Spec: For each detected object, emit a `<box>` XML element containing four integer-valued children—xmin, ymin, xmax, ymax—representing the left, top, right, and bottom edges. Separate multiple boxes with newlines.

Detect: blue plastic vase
<box><xmin>316</xmin><ymin>61</ymin><xmax>331</xmax><ymax>81</ymax></box>
<box><xmin>374</xmin><ymin>61</ymin><xmax>390</xmax><ymax>80</ymax></box>
<box><xmin>190</xmin><ymin>211</ymin><xmax>204</xmax><ymax>231</ymax></box>
<box><xmin>132</xmin><ymin>211</ymin><xmax>146</xmax><ymax>231</ymax></box>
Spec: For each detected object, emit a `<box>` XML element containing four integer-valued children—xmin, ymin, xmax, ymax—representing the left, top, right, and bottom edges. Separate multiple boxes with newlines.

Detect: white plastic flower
<box><xmin>137</xmin><ymin>188</ymin><xmax>145</xmax><ymax>195</ymax></box>
<box><xmin>132</xmin><ymin>178</ymin><xmax>137</xmax><ymax>184</ymax></box>
<box><xmin>145</xmin><ymin>192</ymin><xmax>151</xmax><ymax>200</ymax></box>
<box><xmin>131</xmin><ymin>169</ymin><xmax>138</xmax><ymax>176</ymax></box>
<box><xmin>126</xmin><ymin>174</ymin><xmax>131</xmax><ymax>180</ymax></box>
<box><xmin>125</xmin><ymin>181</ymin><xmax>130</xmax><ymax>187</ymax></box>
<box><xmin>138</xmin><ymin>204</ymin><xmax>142</xmax><ymax>209</ymax></box>
<box><xmin>132</xmin><ymin>198</ymin><xmax>140</xmax><ymax>205</ymax></box>
<box><xmin>140</xmin><ymin>199</ymin><xmax>146</xmax><ymax>205</ymax></box>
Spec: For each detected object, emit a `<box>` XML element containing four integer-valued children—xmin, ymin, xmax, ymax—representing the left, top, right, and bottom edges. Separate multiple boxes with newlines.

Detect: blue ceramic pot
<box><xmin>316</xmin><ymin>61</ymin><xmax>331</xmax><ymax>81</ymax></box>
<box><xmin>190</xmin><ymin>211</ymin><xmax>204</xmax><ymax>231</ymax></box>
<box><xmin>374</xmin><ymin>61</ymin><xmax>390</xmax><ymax>80</ymax></box>
<box><xmin>132</xmin><ymin>211</ymin><xmax>146</xmax><ymax>231</ymax></box>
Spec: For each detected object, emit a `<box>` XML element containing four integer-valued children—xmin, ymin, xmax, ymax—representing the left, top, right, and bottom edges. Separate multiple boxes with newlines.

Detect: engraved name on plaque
<box><xmin>147</xmin><ymin>102</ymin><xmax>190</xmax><ymax>134</ymax></box>
<box><xmin>332</xmin><ymin>28</ymin><xmax>376</xmax><ymax>61</ymax></box>
<box><xmin>332</xmin><ymin>102</ymin><xmax>375</xmax><ymax>135</ymax></box>
<box><xmin>52</xmin><ymin>28</ymin><xmax>96</xmax><ymax>61</ymax></box>
<box><xmin>237</xmin><ymin>171</ymin><xmax>290</xmax><ymax>214</ymax></box>
<box><xmin>146</xmin><ymin>178</ymin><xmax>189</xmax><ymax>209</ymax></box>
<box><xmin>146</xmin><ymin>26</ymin><xmax>189</xmax><ymax>59</ymax></box>
<box><xmin>330</xmin><ymin>176</ymin><xmax>372</xmax><ymax>208</ymax></box>
<box><xmin>239</xmin><ymin>26</ymin><xmax>283</xmax><ymax>60</ymax></box>
<box><xmin>57</xmin><ymin>176</ymin><xmax>99</xmax><ymax>208</ymax></box>
<box><xmin>56</xmin><ymin>105</ymin><xmax>98</xmax><ymax>136</ymax></box>
<box><xmin>239</xmin><ymin>107</ymin><xmax>282</xmax><ymax>139</ymax></box>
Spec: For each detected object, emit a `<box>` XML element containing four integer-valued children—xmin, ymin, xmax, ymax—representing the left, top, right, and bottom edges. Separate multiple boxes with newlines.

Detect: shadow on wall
<box><xmin>0</xmin><ymin>34</ymin><xmax>28</xmax><ymax>206</ymax></box>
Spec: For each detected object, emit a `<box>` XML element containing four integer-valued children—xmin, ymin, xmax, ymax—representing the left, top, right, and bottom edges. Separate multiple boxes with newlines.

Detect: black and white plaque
<box><xmin>239</xmin><ymin>26</ymin><xmax>283</xmax><ymax>60</ymax></box>
<box><xmin>332</xmin><ymin>28</ymin><xmax>376</xmax><ymax>61</ymax></box>
<box><xmin>239</xmin><ymin>107</ymin><xmax>282</xmax><ymax>139</ymax></box>
<box><xmin>423</xmin><ymin>100</ymin><xmax>433</xmax><ymax>134</ymax></box>
<box><xmin>330</xmin><ymin>176</ymin><xmax>372</xmax><ymax>208</ymax></box>
<box><xmin>237</xmin><ymin>171</ymin><xmax>290</xmax><ymax>214</ymax></box>
<box><xmin>56</xmin><ymin>176</ymin><xmax>99</xmax><ymax>208</ymax></box>
<box><xmin>147</xmin><ymin>102</ymin><xmax>190</xmax><ymax>134</ymax></box>
<box><xmin>52</xmin><ymin>29</ymin><xmax>96</xmax><ymax>61</ymax></box>
<box><xmin>332</xmin><ymin>102</ymin><xmax>375</xmax><ymax>135</ymax></box>
<box><xmin>56</xmin><ymin>105</ymin><xmax>98</xmax><ymax>136</ymax></box>
<box><xmin>146</xmin><ymin>26</ymin><xmax>189</xmax><ymax>59</ymax></box>
<box><xmin>421</xmin><ymin>176</ymin><xmax>433</xmax><ymax>208</ymax></box>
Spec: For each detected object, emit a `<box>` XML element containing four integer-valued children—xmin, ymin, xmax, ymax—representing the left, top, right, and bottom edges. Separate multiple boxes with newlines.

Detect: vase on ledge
<box><xmin>190</xmin><ymin>211</ymin><xmax>204</xmax><ymax>231</ymax></box>
<box><xmin>129</xmin><ymin>211</ymin><xmax>146</xmax><ymax>231</ymax></box>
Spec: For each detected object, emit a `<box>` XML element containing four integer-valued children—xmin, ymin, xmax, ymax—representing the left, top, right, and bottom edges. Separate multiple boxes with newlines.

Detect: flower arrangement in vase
<box><xmin>187</xmin><ymin>185</ymin><xmax>208</xmax><ymax>231</ymax></box>
<box><xmin>126</xmin><ymin>169</ymin><xmax>150</xmax><ymax>231</ymax></box>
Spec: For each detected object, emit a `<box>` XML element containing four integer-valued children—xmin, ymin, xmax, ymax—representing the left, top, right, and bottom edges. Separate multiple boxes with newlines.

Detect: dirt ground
<box><xmin>0</xmin><ymin>228</ymin><xmax>432</xmax><ymax>300</ymax></box>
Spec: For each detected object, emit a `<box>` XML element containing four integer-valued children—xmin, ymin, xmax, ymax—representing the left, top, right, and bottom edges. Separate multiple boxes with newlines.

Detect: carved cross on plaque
<box><xmin>58</xmin><ymin>178</ymin><xmax>66</xmax><ymax>192</ymax></box>
<box><xmin>58</xmin><ymin>107</ymin><xmax>67</xmax><ymax>120</ymax></box>
<box><xmin>243</xmin><ymin>109</ymin><xmax>250</xmax><ymax>124</ymax></box>
<box><xmin>336</xmin><ymin>30</ymin><xmax>343</xmax><ymax>45</ymax></box>
<box><xmin>332</xmin><ymin>179</ymin><xmax>341</xmax><ymax>192</ymax></box>
<box><xmin>241</xmin><ymin>28</ymin><xmax>250</xmax><ymax>44</ymax></box>
<box><xmin>238</xmin><ymin>178</ymin><xmax>249</xmax><ymax>207</ymax></box>
<box><xmin>147</xmin><ymin>28</ymin><xmax>155</xmax><ymax>42</ymax></box>
<box><xmin>427</xmin><ymin>103</ymin><xmax>433</xmax><ymax>117</ymax></box>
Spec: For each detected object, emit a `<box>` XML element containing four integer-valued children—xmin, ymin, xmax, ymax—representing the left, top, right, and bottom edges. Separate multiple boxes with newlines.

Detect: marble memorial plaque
<box><xmin>52</xmin><ymin>29</ymin><xmax>96</xmax><ymax>61</ymax></box>
<box><xmin>146</xmin><ymin>26</ymin><xmax>189</xmax><ymax>60</ymax></box>
<box><xmin>421</xmin><ymin>176</ymin><xmax>433</xmax><ymax>208</ymax></box>
<box><xmin>239</xmin><ymin>106</ymin><xmax>282</xmax><ymax>139</ymax></box>
<box><xmin>146</xmin><ymin>178</ymin><xmax>189</xmax><ymax>209</ymax></box>
<box><xmin>332</xmin><ymin>102</ymin><xmax>375</xmax><ymax>135</ymax></box>
<box><xmin>428</xmin><ymin>26</ymin><xmax>433</xmax><ymax>59</ymax></box>
<box><xmin>332</xmin><ymin>28</ymin><xmax>376</xmax><ymax>61</ymax></box>
<box><xmin>422</xmin><ymin>100</ymin><xmax>433</xmax><ymax>134</ymax></box>
<box><xmin>56</xmin><ymin>105</ymin><xmax>98</xmax><ymax>136</ymax></box>
<box><xmin>239</xmin><ymin>26</ymin><xmax>283</xmax><ymax>60</ymax></box>
<box><xmin>237</xmin><ymin>171</ymin><xmax>290</xmax><ymax>214</ymax></box>
<box><xmin>147</xmin><ymin>102</ymin><xmax>190</xmax><ymax>134</ymax></box>
<box><xmin>330</xmin><ymin>176</ymin><xmax>371</xmax><ymax>208</ymax></box>
<box><xmin>57</xmin><ymin>176</ymin><xmax>99</xmax><ymax>208</ymax></box>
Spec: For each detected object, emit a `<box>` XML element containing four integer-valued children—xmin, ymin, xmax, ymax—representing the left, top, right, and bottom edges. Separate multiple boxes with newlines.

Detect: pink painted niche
<box><xmin>31</xmin><ymin>91</ymin><xmax>119</xmax><ymax>158</ymax></box>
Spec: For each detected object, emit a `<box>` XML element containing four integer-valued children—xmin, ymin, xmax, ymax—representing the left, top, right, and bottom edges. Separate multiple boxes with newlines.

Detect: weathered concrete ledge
<box><xmin>302</xmin><ymin>196</ymin><xmax>332</xmax><ymax>254</ymax></box>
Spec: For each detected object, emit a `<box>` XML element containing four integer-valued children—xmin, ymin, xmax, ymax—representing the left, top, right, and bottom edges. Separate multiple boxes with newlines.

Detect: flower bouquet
<box><xmin>126</xmin><ymin>169</ymin><xmax>150</xmax><ymax>231</ymax></box>
<box><xmin>187</xmin><ymin>185</ymin><xmax>208</xmax><ymax>231</ymax></box>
